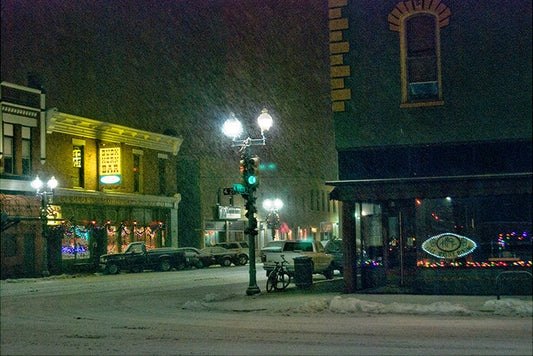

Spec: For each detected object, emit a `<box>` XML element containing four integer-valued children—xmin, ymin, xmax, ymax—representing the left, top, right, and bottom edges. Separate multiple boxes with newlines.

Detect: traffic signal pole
<box><xmin>224</xmin><ymin>108</ymin><xmax>273</xmax><ymax>296</ymax></box>
<box><xmin>241</xmin><ymin>145</ymin><xmax>261</xmax><ymax>295</ymax></box>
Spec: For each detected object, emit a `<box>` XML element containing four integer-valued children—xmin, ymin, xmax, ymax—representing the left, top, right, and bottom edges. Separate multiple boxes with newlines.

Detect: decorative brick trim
<box><xmin>330</xmin><ymin>42</ymin><xmax>349</xmax><ymax>54</ymax></box>
<box><xmin>329</xmin><ymin>0</ymin><xmax>350</xmax><ymax>112</ymax></box>
<box><xmin>328</xmin><ymin>0</ymin><xmax>347</xmax><ymax>8</ymax></box>
<box><xmin>388</xmin><ymin>0</ymin><xmax>451</xmax><ymax>31</ymax></box>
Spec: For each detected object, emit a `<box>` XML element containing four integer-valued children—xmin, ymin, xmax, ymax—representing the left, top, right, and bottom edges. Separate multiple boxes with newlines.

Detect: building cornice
<box><xmin>46</xmin><ymin>109</ymin><xmax>183</xmax><ymax>155</ymax></box>
<box><xmin>55</xmin><ymin>188</ymin><xmax>182</xmax><ymax>209</ymax></box>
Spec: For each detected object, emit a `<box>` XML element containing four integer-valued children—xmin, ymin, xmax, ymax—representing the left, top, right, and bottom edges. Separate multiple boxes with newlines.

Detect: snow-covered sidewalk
<box><xmin>188</xmin><ymin>291</ymin><xmax>532</xmax><ymax>317</ymax></box>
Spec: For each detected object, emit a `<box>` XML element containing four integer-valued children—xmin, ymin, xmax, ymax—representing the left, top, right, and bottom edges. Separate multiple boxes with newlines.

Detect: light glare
<box><xmin>222</xmin><ymin>114</ymin><xmax>243</xmax><ymax>138</ymax></box>
<box><xmin>257</xmin><ymin>108</ymin><xmax>273</xmax><ymax>132</ymax></box>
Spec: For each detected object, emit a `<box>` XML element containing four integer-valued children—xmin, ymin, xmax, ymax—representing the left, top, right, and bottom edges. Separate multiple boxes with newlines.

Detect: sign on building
<box><xmin>422</xmin><ymin>233</ymin><xmax>477</xmax><ymax>259</ymax></box>
<box><xmin>99</xmin><ymin>147</ymin><xmax>121</xmax><ymax>184</ymax></box>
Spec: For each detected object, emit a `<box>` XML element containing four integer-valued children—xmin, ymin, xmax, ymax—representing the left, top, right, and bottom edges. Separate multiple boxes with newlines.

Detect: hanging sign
<box><xmin>422</xmin><ymin>233</ymin><xmax>477</xmax><ymax>259</ymax></box>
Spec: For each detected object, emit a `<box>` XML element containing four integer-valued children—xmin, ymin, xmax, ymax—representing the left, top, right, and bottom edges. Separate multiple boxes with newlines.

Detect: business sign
<box><xmin>46</xmin><ymin>205</ymin><xmax>62</xmax><ymax>226</ymax></box>
<box><xmin>99</xmin><ymin>147</ymin><xmax>121</xmax><ymax>184</ymax></box>
<box><xmin>422</xmin><ymin>233</ymin><xmax>477</xmax><ymax>259</ymax></box>
<box><xmin>218</xmin><ymin>206</ymin><xmax>241</xmax><ymax>220</ymax></box>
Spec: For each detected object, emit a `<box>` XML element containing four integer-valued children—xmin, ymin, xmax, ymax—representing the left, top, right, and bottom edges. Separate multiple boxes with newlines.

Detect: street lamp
<box><xmin>223</xmin><ymin>108</ymin><xmax>273</xmax><ymax>296</ymax></box>
<box><xmin>263</xmin><ymin>198</ymin><xmax>283</xmax><ymax>241</ymax></box>
<box><xmin>31</xmin><ymin>175</ymin><xmax>58</xmax><ymax>277</ymax></box>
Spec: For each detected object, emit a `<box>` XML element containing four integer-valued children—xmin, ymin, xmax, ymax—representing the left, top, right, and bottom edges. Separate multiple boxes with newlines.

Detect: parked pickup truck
<box><xmin>261</xmin><ymin>240</ymin><xmax>335</xmax><ymax>279</ymax></box>
<box><xmin>100</xmin><ymin>242</ymin><xmax>186</xmax><ymax>274</ymax></box>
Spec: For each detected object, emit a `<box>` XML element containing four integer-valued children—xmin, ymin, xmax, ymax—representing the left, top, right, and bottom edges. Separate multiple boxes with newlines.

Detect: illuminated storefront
<box><xmin>329</xmin><ymin>174</ymin><xmax>532</xmax><ymax>294</ymax></box>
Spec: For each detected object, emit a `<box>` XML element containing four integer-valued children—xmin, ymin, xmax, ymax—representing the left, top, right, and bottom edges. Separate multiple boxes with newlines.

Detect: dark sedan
<box><xmin>176</xmin><ymin>247</ymin><xmax>215</xmax><ymax>268</ymax></box>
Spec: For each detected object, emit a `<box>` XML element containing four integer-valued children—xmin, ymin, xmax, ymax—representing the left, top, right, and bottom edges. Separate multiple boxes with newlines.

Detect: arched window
<box><xmin>388</xmin><ymin>1</ymin><xmax>450</xmax><ymax>107</ymax></box>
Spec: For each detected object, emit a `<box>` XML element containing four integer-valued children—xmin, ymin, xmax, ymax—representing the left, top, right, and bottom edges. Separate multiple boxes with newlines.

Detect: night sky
<box><xmin>1</xmin><ymin>0</ymin><xmax>337</xmax><ymax>178</ymax></box>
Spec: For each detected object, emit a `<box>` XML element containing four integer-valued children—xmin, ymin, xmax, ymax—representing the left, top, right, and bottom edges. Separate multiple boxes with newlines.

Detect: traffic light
<box><xmin>239</xmin><ymin>159</ymin><xmax>246</xmax><ymax>184</ymax></box>
<box><xmin>247</xmin><ymin>155</ymin><xmax>260</xmax><ymax>187</ymax></box>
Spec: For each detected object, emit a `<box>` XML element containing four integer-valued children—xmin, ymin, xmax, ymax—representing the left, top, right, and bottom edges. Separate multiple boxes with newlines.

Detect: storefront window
<box><xmin>62</xmin><ymin>225</ymin><xmax>90</xmax><ymax>260</ymax></box>
<box><xmin>416</xmin><ymin>195</ymin><xmax>532</xmax><ymax>267</ymax></box>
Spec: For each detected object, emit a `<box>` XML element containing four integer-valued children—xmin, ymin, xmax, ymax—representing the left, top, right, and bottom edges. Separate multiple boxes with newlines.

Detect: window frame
<box><xmin>400</xmin><ymin>12</ymin><xmax>444</xmax><ymax>107</ymax></box>
<box><xmin>21</xmin><ymin>126</ymin><xmax>32</xmax><ymax>175</ymax></box>
<box><xmin>2</xmin><ymin>123</ymin><xmax>15</xmax><ymax>174</ymax></box>
<box><xmin>133</xmin><ymin>151</ymin><xmax>143</xmax><ymax>193</ymax></box>
<box><xmin>72</xmin><ymin>144</ymin><xmax>85</xmax><ymax>188</ymax></box>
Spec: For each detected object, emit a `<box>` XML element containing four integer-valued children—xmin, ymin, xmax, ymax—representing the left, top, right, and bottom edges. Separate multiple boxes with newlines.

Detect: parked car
<box><xmin>324</xmin><ymin>239</ymin><xmax>344</xmax><ymax>275</ymax></box>
<box><xmin>201</xmin><ymin>246</ymin><xmax>239</xmax><ymax>267</ymax></box>
<box><xmin>100</xmin><ymin>242</ymin><xmax>186</xmax><ymax>274</ymax></box>
<box><xmin>261</xmin><ymin>240</ymin><xmax>335</xmax><ymax>279</ymax></box>
<box><xmin>176</xmin><ymin>247</ymin><xmax>215</xmax><ymax>268</ymax></box>
<box><xmin>214</xmin><ymin>241</ymin><xmax>249</xmax><ymax>265</ymax></box>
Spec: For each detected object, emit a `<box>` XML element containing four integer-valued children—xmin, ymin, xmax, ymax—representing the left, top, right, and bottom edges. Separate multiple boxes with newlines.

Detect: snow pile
<box><xmin>482</xmin><ymin>299</ymin><xmax>533</xmax><ymax>317</ymax></box>
<box><xmin>386</xmin><ymin>301</ymin><xmax>472</xmax><ymax>315</ymax></box>
<box><xmin>329</xmin><ymin>296</ymin><xmax>386</xmax><ymax>314</ymax></box>
<box><xmin>286</xmin><ymin>298</ymin><xmax>331</xmax><ymax>313</ymax></box>
<box><xmin>329</xmin><ymin>296</ymin><xmax>472</xmax><ymax>315</ymax></box>
<box><xmin>182</xmin><ymin>293</ymin><xmax>532</xmax><ymax>317</ymax></box>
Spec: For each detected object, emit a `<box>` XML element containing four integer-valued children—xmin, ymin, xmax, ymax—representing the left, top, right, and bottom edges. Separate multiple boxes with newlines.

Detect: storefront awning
<box><xmin>327</xmin><ymin>173</ymin><xmax>532</xmax><ymax>201</ymax></box>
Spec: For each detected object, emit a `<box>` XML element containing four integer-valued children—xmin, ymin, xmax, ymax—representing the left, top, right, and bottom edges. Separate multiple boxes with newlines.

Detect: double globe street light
<box><xmin>31</xmin><ymin>176</ymin><xmax>58</xmax><ymax>277</ymax></box>
<box><xmin>223</xmin><ymin>108</ymin><xmax>273</xmax><ymax>296</ymax></box>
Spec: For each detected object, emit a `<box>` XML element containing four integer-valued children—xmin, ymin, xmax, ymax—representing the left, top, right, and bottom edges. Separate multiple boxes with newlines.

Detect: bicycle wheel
<box><xmin>274</xmin><ymin>271</ymin><xmax>291</xmax><ymax>291</ymax></box>
<box><xmin>266</xmin><ymin>270</ymin><xmax>277</xmax><ymax>292</ymax></box>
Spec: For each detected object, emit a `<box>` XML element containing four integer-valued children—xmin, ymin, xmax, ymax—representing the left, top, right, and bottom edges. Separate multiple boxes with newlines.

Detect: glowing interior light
<box><xmin>100</xmin><ymin>175</ymin><xmax>121</xmax><ymax>184</ymax></box>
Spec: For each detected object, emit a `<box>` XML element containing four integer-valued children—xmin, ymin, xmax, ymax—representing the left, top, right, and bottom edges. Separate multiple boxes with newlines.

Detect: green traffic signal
<box><xmin>247</xmin><ymin>175</ymin><xmax>257</xmax><ymax>185</ymax></box>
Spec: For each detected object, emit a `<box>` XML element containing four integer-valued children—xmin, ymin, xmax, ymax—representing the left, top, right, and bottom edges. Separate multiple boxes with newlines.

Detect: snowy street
<box><xmin>1</xmin><ymin>266</ymin><xmax>531</xmax><ymax>355</ymax></box>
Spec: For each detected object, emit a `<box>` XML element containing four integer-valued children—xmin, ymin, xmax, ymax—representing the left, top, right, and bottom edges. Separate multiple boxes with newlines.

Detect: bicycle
<box><xmin>266</xmin><ymin>254</ymin><xmax>291</xmax><ymax>292</ymax></box>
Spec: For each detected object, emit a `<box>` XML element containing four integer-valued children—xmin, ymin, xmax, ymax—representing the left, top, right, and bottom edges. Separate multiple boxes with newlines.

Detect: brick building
<box><xmin>326</xmin><ymin>0</ymin><xmax>532</xmax><ymax>293</ymax></box>
<box><xmin>1</xmin><ymin>81</ymin><xmax>183</xmax><ymax>278</ymax></box>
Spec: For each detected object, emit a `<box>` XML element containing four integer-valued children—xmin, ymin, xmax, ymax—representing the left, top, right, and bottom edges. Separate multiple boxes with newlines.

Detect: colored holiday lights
<box><xmin>417</xmin><ymin>260</ymin><xmax>532</xmax><ymax>268</ymax></box>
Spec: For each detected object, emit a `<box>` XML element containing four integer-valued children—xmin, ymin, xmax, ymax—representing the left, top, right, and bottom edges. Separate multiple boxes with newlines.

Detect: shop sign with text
<box><xmin>99</xmin><ymin>147</ymin><xmax>121</xmax><ymax>184</ymax></box>
<box><xmin>422</xmin><ymin>233</ymin><xmax>477</xmax><ymax>259</ymax></box>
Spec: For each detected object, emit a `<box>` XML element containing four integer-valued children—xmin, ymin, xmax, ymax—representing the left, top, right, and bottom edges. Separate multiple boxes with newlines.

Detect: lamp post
<box><xmin>223</xmin><ymin>108</ymin><xmax>273</xmax><ymax>296</ymax></box>
<box><xmin>31</xmin><ymin>176</ymin><xmax>58</xmax><ymax>277</ymax></box>
<box><xmin>263</xmin><ymin>198</ymin><xmax>283</xmax><ymax>241</ymax></box>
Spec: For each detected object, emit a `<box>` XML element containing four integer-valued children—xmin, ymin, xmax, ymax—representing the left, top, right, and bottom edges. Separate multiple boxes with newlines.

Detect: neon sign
<box><xmin>422</xmin><ymin>233</ymin><xmax>477</xmax><ymax>259</ymax></box>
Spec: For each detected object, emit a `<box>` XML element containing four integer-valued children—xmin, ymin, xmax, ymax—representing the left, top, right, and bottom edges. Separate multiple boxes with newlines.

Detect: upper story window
<box><xmin>388</xmin><ymin>1</ymin><xmax>450</xmax><ymax>108</ymax></box>
<box><xmin>2</xmin><ymin>123</ymin><xmax>32</xmax><ymax>176</ymax></box>
<box><xmin>405</xmin><ymin>14</ymin><xmax>439</xmax><ymax>103</ymax></box>
<box><xmin>158</xmin><ymin>153</ymin><xmax>168</xmax><ymax>195</ymax></box>
<box><xmin>133</xmin><ymin>151</ymin><xmax>143</xmax><ymax>193</ymax></box>
<box><xmin>21</xmin><ymin>126</ymin><xmax>32</xmax><ymax>175</ymax></box>
<box><xmin>2</xmin><ymin>123</ymin><xmax>14</xmax><ymax>174</ymax></box>
<box><xmin>72</xmin><ymin>142</ymin><xmax>85</xmax><ymax>188</ymax></box>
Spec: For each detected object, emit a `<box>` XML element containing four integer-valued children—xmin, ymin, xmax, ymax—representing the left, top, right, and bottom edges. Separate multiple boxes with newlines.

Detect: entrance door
<box><xmin>383</xmin><ymin>202</ymin><xmax>417</xmax><ymax>286</ymax></box>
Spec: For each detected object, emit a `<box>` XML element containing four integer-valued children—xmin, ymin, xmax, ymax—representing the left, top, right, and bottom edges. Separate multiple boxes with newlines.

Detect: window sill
<box><xmin>400</xmin><ymin>101</ymin><xmax>444</xmax><ymax>108</ymax></box>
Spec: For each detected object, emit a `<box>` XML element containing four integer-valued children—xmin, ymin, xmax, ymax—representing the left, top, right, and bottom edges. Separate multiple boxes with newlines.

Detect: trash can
<box><xmin>293</xmin><ymin>256</ymin><xmax>313</xmax><ymax>289</ymax></box>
